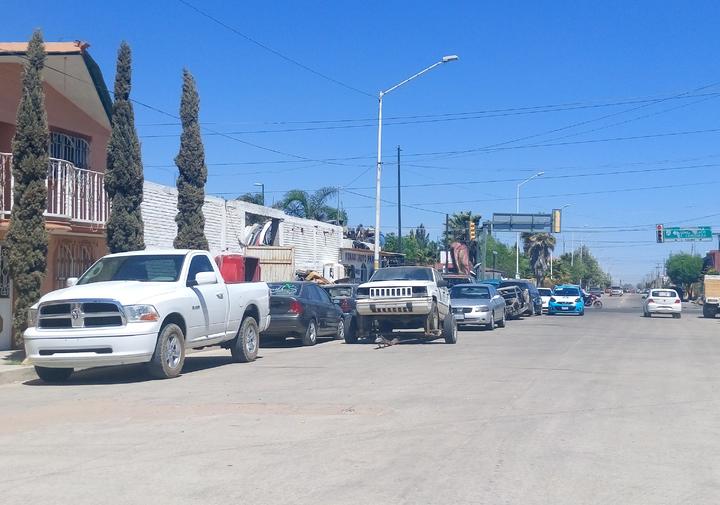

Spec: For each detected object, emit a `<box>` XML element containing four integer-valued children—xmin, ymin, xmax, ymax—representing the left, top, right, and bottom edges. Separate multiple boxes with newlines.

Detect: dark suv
<box><xmin>498</xmin><ymin>280</ymin><xmax>542</xmax><ymax>316</ymax></box>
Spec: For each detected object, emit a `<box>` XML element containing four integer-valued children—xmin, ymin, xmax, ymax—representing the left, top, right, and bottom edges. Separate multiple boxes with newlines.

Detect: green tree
<box><xmin>383</xmin><ymin>225</ymin><xmax>439</xmax><ymax>265</ymax></box>
<box><xmin>5</xmin><ymin>30</ymin><xmax>50</xmax><ymax>348</ymax></box>
<box><xmin>551</xmin><ymin>246</ymin><xmax>610</xmax><ymax>288</ymax></box>
<box><xmin>522</xmin><ymin>232</ymin><xmax>556</xmax><ymax>286</ymax></box>
<box><xmin>236</xmin><ymin>192</ymin><xmax>264</xmax><ymax>205</ymax></box>
<box><xmin>105</xmin><ymin>41</ymin><xmax>145</xmax><ymax>253</ymax></box>
<box><xmin>173</xmin><ymin>69</ymin><xmax>208</xmax><ymax>250</ymax></box>
<box><xmin>274</xmin><ymin>187</ymin><xmax>347</xmax><ymax>224</ymax></box>
<box><xmin>666</xmin><ymin>253</ymin><xmax>703</xmax><ymax>296</ymax></box>
<box><xmin>443</xmin><ymin>211</ymin><xmax>481</xmax><ymax>243</ymax></box>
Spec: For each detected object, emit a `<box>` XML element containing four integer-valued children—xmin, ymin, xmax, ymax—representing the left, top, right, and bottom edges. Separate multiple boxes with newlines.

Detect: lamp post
<box><xmin>515</xmin><ymin>171</ymin><xmax>544</xmax><ymax>279</ymax></box>
<box><xmin>373</xmin><ymin>55</ymin><xmax>459</xmax><ymax>270</ymax></box>
<box><xmin>254</xmin><ymin>182</ymin><xmax>265</xmax><ymax>206</ymax></box>
<box><xmin>492</xmin><ymin>250</ymin><xmax>497</xmax><ymax>279</ymax></box>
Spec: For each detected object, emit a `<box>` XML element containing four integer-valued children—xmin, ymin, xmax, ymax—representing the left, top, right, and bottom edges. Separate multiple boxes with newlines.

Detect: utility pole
<box><xmin>445</xmin><ymin>214</ymin><xmax>449</xmax><ymax>273</ymax></box>
<box><xmin>480</xmin><ymin>222</ymin><xmax>488</xmax><ymax>281</ymax></box>
<box><xmin>571</xmin><ymin>232</ymin><xmax>575</xmax><ymax>266</ymax></box>
<box><xmin>336</xmin><ymin>185</ymin><xmax>341</xmax><ymax>225</ymax></box>
<box><xmin>397</xmin><ymin>145</ymin><xmax>402</xmax><ymax>254</ymax></box>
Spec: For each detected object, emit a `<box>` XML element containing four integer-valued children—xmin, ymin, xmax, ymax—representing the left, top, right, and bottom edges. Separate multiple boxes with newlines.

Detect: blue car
<box><xmin>548</xmin><ymin>285</ymin><xmax>585</xmax><ymax>316</ymax></box>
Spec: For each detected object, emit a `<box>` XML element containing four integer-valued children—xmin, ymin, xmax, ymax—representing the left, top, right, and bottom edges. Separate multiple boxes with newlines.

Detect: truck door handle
<box><xmin>216</xmin><ymin>293</ymin><xmax>224</xmax><ymax>299</ymax></box>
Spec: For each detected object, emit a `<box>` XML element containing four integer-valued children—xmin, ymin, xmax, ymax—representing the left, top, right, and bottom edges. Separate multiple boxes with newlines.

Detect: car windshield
<box><xmin>651</xmin><ymin>290</ymin><xmax>677</xmax><ymax>298</ymax></box>
<box><xmin>324</xmin><ymin>286</ymin><xmax>353</xmax><ymax>298</ymax></box>
<box><xmin>268</xmin><ymin>283</ymin><xmax>302</xmax><ymax>296</ymax></box>
<box><xmin>370</xmin><ymin>267</ymin><xmax>433</xmax><ymax>281</ymax></box>
<box><xmin>554</xmin><ymin>287</ymin><xmax>580</xmax><ymax>296</ymax></box>
<box><xmin>611</xmin><ymin>286</ymin><xmax>622</xmax><ymax>290</ymax></box>
<box><xmin>451</xmin><ymin>285</ymin><xmax>490</xmax><ymax>299</ymax></box>
<box><xmin>77</xmin><ymin>255</ymin><xmax>185</xmax><ymax>284</ymax></box>
<box><xmin>538</xmin><ymin>288</ymin><xmax>553</xmax><ymax>296</ymax></box>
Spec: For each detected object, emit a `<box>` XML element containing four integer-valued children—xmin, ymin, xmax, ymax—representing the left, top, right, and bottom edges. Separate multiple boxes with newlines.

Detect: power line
<box><xmin>177</xmin><ymin>0</ymin><xmax>374</xmax><ymax>99</ymax></box>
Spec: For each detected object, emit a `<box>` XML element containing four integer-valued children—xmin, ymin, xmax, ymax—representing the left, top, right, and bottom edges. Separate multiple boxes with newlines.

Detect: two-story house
<box><xmin>0</xmin><ymin>41</ymin><xmax>111</xmax><ymax>349</ymax></box>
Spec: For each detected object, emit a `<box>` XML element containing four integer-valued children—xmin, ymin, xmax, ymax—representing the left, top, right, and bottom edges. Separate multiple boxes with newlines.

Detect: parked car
<box><xmin>322</xmin><ymin>284</ymin><xmax>359</xmax><ymax>343</ymax></box>
<box><xmin>538</xmin><ymin>288</ymin><xmax>553</xmax><ymax>312</ymax></box>
<box><xmin>498</xmin><ymin>280</ymin><xmax>542</xmax><ymax>316</ymax></box>
<box><xmin>642</xmin><ymin>288</ymin><xmax>682</xmax><ymax>318</ymax></box>
<box><xmin>443</xmin><ymin>274</ymin><xmax>475</xmax><ymax>288</ymax></box>
<box><xmin>355</xmin><ymin>266</ymin><xmax>456</xmax><ymax>344</ymax></box>
<box><xmin>497</xmin><ymin>285</ymin><xmax>527</xmax><ymax>320</ymax></box>
<box><xmin>24</xmin><ymin>250</ymin><xmax>271</xmax><ymax>382</ymax></box>
<box><xmin>548</xmin><ymin>284</ymin><xmax>585</xmax><ymax>316</ymax></box>
<box><xmin>609</xmin><ymin>286</ymin><xmax>623</xmax><ymax>296</ymax></box>
<box><xmin>450</xmin><ymin>283</ymin><xmax>506</xmax><ymax>330</ymax></box>
<box><xmin>263</xmin><ymin>282</ymin><xmax>344</xmax><ymax>345</ymax></box>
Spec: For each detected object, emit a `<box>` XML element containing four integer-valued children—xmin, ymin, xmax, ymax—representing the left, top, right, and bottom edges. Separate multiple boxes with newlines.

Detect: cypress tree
<box><xmin>105</xmin><ymin>41</ymin><xmax>145</xmax><ymax>253</ymax></box>
<box><xmin>173</xmin><ymin>69</ymin><xmax>208</xmax><ymax>250</ymax></box>
<box><xmin>5</xmin><ymin>30</ymin><xmax>50</xmax><ymax>348</ymax></box>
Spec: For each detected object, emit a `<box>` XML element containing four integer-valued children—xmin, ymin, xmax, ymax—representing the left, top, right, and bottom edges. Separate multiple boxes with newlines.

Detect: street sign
<box><xmin>662</xmin><ymin>226</ymin><xmax>713</xmax><ymax>242</ymax></box>
<box><xmin>492</xmin><ymin>213</ymin><xmax>552</xmax><ymax>232</ymax></box>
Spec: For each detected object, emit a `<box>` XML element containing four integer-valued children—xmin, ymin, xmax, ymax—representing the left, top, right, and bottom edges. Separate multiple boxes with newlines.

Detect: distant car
<box><xmin>443</xmin><ymin>274</ymin><xmax>475</xmax><ymax>288</ymax></box>
<box><xmin>609</xmin><ymin>286</ymin><xmax>623</xmax><ymax>296</ymax></box>
<box><xmin>263</xmin><ymin>282</ymin><xmax>344</xmax><ymax>345</ymax></box>
<box><xmin>548</xmin><ymin>285</ymin><xmax>585</xmax><ymax>316</ymax></box>
<box><xmin>499</xmin><ymin>280</ymin><xmax>542</xmax><ymax>316</ymax></box>
<box><xmin>589</xmin><ymin>287</ymin><xmax>603</xmax><ymax>297</ymax></box>
<box><xmin>450</xmin><ymin>283</ymin><xmax>506</xmax><ymax>330</ymax></box>
<box><xmin>538</xmin><ymin>288</ymin><xmax>553</xmax><ymax>312</ymax></box>
<box><xmin>322</xmin><ymin>284</ymin><xmax>359</xmax><ymax>343</ymax></box>
<box><xmin>642</xmin><ymin>288</ymin><xmax>682</xmax><ymax>318</ymax></box>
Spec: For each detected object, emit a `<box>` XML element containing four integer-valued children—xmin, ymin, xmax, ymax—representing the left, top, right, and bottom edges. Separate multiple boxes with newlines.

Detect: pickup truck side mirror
<box><xmin>66</xmin><ymin>277</ymin><xmax>78</xmax><ymax>288</ymax></box>
<box><xmin>189</xmin><ymin>271</ymin><xmax>218</xmax><ymax>287</ymax></box>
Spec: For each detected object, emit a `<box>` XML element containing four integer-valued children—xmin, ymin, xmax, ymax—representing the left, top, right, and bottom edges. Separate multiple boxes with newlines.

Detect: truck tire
<box><xmin>335</xmin><ymin>318</ymin><xmax>345</xmax><ymax>341</ymax></box>
<box><xmin>35</xmin><ymin>366</ymin><xmax>73</xmax><ymax>383</ymax></box>
<box><xmin>147</xmin><ymin>323</ymin><xmax>185</xmax><ymax>379</ymax></box>
<box><xmin>703</xmin><ymin>304</ymin><xmax>717</xmax><ymax>318</ymax></box>
<box><xmin>424</xmin><ymin>301</ymin><xmax>440</xmax><ymax>335</ymax></box>
<box><xmin>443</xmin><ymin>314</ymin><xmax>458</xmax><ymax>344</ymax></box>
<box><xmin>344</xmin><ymin>318</ymin><xmax>358</xmax><ymax>344</ymax></box>
<box><xmin>302</xmin><ymin>319</ymin><xmax>318</xmax><ymax>346</ymax></box>
<box><xmin>231</xmin><ymin>316</ymin><xmax>259</xmax><ymax>363</ymax></box>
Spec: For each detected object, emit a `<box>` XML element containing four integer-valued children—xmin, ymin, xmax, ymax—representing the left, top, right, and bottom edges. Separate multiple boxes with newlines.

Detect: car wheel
<box><xmin>231</xmin><ymin>316</ymin><xmax>259</xmax><ymax>363</ymax></box>
<box><xmin>424</xmin><ymin>301</ymin><xmax>440</xmax><ymax>335</ymax></box>
<box><xmin>34</xmin><ymin>366</ymin><xmax>73</xmax><ymax>383</ymax></box>
<box><xmin>147</xmin><ymin>323</ymin><xmax>185</xmax><ymax>379</ymax></box>
<box><xmin>486</xmin><ymin>312</ymin><xmax>495</xmax><ymax>331</ymax></box>
<box><xmin>703</xmin><ymin>304</ymin><xmax>717</xmax><ymax>318</ymax></box>
<box><xmin>335</xmin><ymin>318</ymin><xmax>345</xmax><ymax>340</ymax></box>
<box><xmin>675</xmin><ymin>313</ymin><xmax>682</xmax><ymax>319</ymax></box>
<box><xmin>302</xmin><ymin>319</ymin><xmax>318</xmax><ymax>346</ymax></box>
<box><xmin>443</xmin><ymin>315</ymin><xmax>457</xmax><ymax>344</ymax></box>
<box><xmin>497</xmin><ymin>311</ymin><xmax>506</xmax><ymax>328</ymax></box>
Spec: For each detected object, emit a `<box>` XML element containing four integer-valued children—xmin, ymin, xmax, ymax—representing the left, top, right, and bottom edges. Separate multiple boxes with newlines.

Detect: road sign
<box><xmin>662</xmin><ymin>226</ymin><xmax>713</xmax><ymax>242</ymax></box>
<box><xmin>492</xmin><ymin>213</ymin><xmax>552</xmax><ymax>232</ymax></box>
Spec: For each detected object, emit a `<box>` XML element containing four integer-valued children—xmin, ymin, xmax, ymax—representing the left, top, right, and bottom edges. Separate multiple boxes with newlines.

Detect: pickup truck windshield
<box><xmin>451</xmin><ymin>286</ymin><xmax>490</xmax><ymax>299</ymax></box>
<box><xmin>370</xmin><ymin>267</ymin><xmax>433</xmax><ymax>281</ymax></box>
<box><xmin>78</xmin><ymin>255</ymin><xmax>185</xmax><ymax>284</ymax></box>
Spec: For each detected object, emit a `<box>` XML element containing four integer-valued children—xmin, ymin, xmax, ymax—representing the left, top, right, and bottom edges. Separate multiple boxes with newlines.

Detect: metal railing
<box><xmin>0</xmin><ymin>152</ymin><xmax>108</xmax><ymax>225</ymax></box>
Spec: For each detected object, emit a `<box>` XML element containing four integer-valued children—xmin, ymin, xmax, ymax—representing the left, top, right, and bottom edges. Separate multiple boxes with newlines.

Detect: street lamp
<box><xmin>515</xmin><ymin>171</ymin><xmax>544</xmax><ymax>279</ymax></box>
<box><xmin>492</xmin><ymin>250</ymin><xmax>498</xmax><ymax>279</ymax></box>
<box><xmin>254</xmin><ymin>182</ymin><xmax>265</xmax><ymax>206</ymax></box>
<box><xmin>373</xmin><ymin>55</ymin><xmax>459</xmax><ymax>270</ymax></box>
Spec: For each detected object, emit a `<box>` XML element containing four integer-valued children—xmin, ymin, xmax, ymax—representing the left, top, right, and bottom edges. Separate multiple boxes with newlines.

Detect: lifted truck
<box><xmin>24</xmin><ymin>250</ymin><xmax>271</xmax><ymax>381</ymax></box>
<box><xmin>354</xmin><ymin>266</ymin><xmax>457</xmax><ymax>344</ymax></box>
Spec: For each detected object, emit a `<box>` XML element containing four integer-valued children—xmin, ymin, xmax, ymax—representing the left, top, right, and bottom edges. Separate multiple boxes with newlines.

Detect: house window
<box><xmin>50</xmin><ymin>131</ymin><xmax>89</xmax><ymax>169</ymax></box>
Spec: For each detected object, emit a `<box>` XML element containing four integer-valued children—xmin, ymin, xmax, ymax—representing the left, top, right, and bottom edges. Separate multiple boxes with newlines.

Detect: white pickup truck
<box><xmin>354</xmin><ymin>266</ymin><xmax>456</xmax><ymax>343</ymax></box>
<box><xmin>24</xmin><ymin>250</ymin><xmax>271</xmax><ymax>382</ymax></box>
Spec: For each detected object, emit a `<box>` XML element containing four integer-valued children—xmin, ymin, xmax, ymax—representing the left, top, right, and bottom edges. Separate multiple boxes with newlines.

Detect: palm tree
<box><xmin>444</xmin><ymin>211</ymin><xmax>481</xmax><ymax>244</ymax></box>
<box><xmin>274</xmin><ymin>187</ymin><xmax>347</xmax><ymax>224</ymax></box>
<box><xmin>522</xmin><ymin>233</ymin><xmax>556</xmax><ymax>286</ymax></box>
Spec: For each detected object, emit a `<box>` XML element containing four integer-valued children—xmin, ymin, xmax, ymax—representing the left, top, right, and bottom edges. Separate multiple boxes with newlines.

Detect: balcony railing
<box><xmin>0</xmin><ymin>152</ymin><xmax>108</xmax><ymax>226</ymax></box>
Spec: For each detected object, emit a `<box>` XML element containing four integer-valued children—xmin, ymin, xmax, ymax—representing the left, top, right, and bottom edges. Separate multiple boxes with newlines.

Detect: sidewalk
<box><xmin>0</xmin><ymin>349</ymin><xmax>35</xmax><ymax>385</ymax></box>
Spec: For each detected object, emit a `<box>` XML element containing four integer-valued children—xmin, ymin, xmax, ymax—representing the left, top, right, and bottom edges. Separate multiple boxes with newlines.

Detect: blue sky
<box><xmin>6</xmin><ymin>0</ymin><xmax>720</xmax><ymax>283</ymax></box>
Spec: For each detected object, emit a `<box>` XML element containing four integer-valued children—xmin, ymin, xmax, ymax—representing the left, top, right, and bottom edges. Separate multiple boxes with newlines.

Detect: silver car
<box><xmin>450</xmin><ymin>283</ymin><xmax>506</xmax><ymax>330</ymax></box>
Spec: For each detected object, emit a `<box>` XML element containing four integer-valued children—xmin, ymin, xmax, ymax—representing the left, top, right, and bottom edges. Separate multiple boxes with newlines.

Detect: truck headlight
<box><xmin>28</xmin><ymin>307</ymin><xmax>38</xmax><ymax>327</ymax></box>
<box><xmin>124</xmin><ymin>305</ymin><xmax>160</xmax><ymax>322</ymax></box>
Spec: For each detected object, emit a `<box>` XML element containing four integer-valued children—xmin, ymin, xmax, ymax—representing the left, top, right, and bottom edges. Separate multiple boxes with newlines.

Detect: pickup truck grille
<box><xmin>369</xmin><ymin>287</ymin><xmax>412</xmax><ymax>298</ymax></box>
<box><xmin>38</xmin><ymin>301</ymin><xmax>125</xmax><ymax>329</ymax></box>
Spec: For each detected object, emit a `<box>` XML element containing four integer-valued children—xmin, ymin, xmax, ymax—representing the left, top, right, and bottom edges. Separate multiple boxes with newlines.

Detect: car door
<box><xmin>310</xmin><ymin>285</ymin><xmax>336</xmax><ymax>335</ymax></box>
<box><xmin>489</xmin><ymin>287</ymin><xmax>503</xmax><ymax>318</ymax></box>
<box><xmin>186</xmin><ymin>254</ymin><xmax>227</xmax><ymax>341</ymax></box>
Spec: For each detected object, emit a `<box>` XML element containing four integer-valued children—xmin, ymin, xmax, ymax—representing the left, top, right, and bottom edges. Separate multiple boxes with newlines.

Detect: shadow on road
<box><xmin>260</xmin><ymin>337</ymin><xmax>338</xmax><ymax>349</ymax></box>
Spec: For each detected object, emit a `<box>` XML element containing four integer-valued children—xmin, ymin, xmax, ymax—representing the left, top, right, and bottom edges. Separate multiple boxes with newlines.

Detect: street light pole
<box><xmin>373</xmin><ymin>55</ymin><xmax>459</xmax><ymax>270</ymax></box>
<box><xmin>254</xmin><ymin>182</ymin><xmax>265</xmax><ymax>206</ymax></box>
<box><xmin>515</xmin><ymin>171</ymin><xmax>544</xmax><ymax>279</ymax></box>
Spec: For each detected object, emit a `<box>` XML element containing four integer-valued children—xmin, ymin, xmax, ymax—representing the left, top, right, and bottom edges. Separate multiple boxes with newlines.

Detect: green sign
<box><xmin>663</xmin><ymin>226</ymin><xmax>713</xmax><ymax>242</ymax></box>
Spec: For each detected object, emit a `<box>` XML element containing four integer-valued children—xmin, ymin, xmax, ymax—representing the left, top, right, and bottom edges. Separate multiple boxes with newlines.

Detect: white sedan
<box><xmin>538</xmin><ymin>288</ymin><xmax>553</xmax><ymax>312</ymax></box>
<box><xmin>642</xmin><ymin>289</ymin><xmax>682</xmax><ymax>318</ymax></box>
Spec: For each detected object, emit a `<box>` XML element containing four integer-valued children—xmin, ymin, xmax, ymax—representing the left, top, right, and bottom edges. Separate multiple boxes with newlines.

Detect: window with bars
<box><xmin>50</xmin><ymin>131</ymin><xmax>89</xmax><ymax>169</ymax></box>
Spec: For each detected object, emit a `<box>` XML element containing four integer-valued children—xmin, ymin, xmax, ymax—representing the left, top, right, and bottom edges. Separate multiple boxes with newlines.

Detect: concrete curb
<box><xmin>0</xmin><ymin>365</ymin><xmax>36</xmax><ymax>385</ymax></box>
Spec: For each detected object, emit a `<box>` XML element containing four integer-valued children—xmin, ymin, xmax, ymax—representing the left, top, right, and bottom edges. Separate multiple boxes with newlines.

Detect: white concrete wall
<box><xmin>142</xmin><ymin>181</ymin><xmax>342</xmax><ymax>272</ymax></box>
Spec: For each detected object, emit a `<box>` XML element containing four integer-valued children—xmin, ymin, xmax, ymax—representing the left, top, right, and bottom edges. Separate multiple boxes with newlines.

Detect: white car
<box><xmin>642</xmin><ymin>288</ymin><xmax>682</xmax><ymax>318</ymax></box>
<box><xmin>538</xmin><ymin>288</ymin><xmax>553</xmax><ymax>312</ymax></box>
<box><xmin>24</xmin><ymin>250</ymin><xmax>271</xmax><ymax>382</ymax></box>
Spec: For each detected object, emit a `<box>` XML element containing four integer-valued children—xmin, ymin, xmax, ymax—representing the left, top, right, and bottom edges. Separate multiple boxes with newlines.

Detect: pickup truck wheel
<box><xmin>335</xmin><ymin>318</ymin><xmax>345</xmax><ymax>341</ymax></box>
<box><xmin>35</xmin><ymin>366</ymin><xmax>73</xmax><ymax>383</ymax></box>
<box><xmin>302</xmin><ymin>319</ymin><xmax>318</xmax><ymax>346</ymax></box>
<box><xmin>344</xmin><ymin>319</ymin><xmax>358</xmax><ymax>344</ymax></box>
<box><xmin>231</xmin><ymin>316</ymin><xmax>259</xmax><ymax>363</ymax></box>
<box><xmin>147</xmin><ymin>323</ymin><xmax>185</xmax><ymax>379</ymax></box>
<box><xmin>424</xmin><ymin>302</ymin><xmax>440</xmax><ymax>335</ymax></box>
<box><xmin>442</xmin><ymin>314</ymin><xmax>457</xmax><ymax>344</ymax></box>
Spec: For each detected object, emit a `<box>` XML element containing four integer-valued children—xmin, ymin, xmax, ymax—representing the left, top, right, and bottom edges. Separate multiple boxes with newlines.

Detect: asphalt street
<box><xmin>2</xmin><ymin>294</ymin><xmax>720</xmax><ymax>505</ymax></box>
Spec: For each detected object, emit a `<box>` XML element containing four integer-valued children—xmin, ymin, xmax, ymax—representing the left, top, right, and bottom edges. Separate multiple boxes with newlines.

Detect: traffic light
<box><xmin>469</xmin><ymin>221</ymin><xmax>476</xmax><ymax>240</ymax></box>
<box><xmin>552</xmin><ymin>209</ymin><xmax>561</xmax><ymax>233</ymax></box>
<box><xmin>656</xmin><ymin>224</ymin><xmax>664</xmax><ymax>243</ymax></box>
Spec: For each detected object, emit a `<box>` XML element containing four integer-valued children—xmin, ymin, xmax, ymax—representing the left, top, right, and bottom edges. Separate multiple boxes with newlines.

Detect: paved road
<box><xmin>2</xmin><ymin>295</ymin><xmax>720</xmax><ymax>504</ymax></box>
